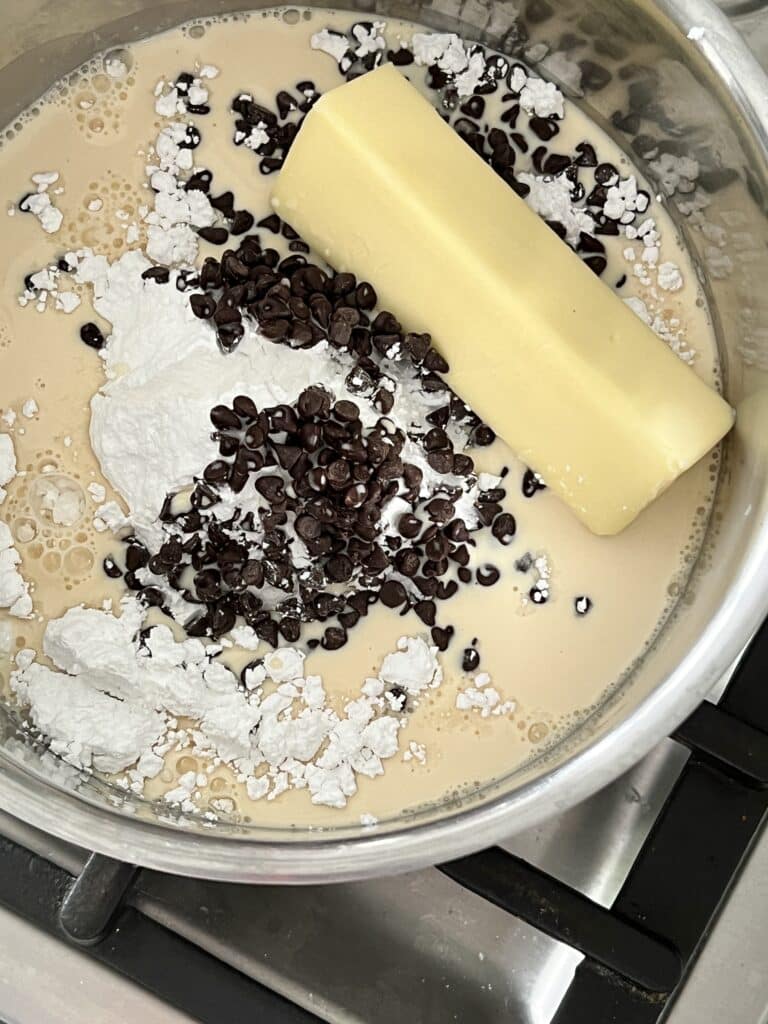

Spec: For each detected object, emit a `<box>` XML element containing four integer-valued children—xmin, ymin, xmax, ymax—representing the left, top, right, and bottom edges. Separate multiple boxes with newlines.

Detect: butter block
<box><xmin>271</xmin><ymin>64</ymin><xmax>733</xmax><ymax>534</ymax></box>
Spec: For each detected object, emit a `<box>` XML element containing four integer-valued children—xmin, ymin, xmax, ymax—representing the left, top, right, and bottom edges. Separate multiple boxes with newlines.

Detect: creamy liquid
<box><xmin>0</xmin><ymin>9</ymin><xmax>719</xmax><ymax>827</ymax></box>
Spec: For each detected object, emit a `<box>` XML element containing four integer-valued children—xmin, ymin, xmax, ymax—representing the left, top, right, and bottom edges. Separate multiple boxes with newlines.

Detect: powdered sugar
<box><xmin>19</xmin><ymin>171</ymin><xmax>64</xmax><ymax>234</ymax></box>
<box><xmin>11</xmin><ymin>595</ymin><xmax>443</xmax><ymax>810</ymax></box>
<box><xmin>456</xmin><ymin>671</ymin><xmax>516</xmax><ymax>718</ymax></box>
<box><xmin>518</xmin><ymin>173</ymin><xmax>595</xmax><ymax>247</ymax></box>
<box><xmin>0</xmin><ymin>519</ymin><xmax>32</xmax><ymax>618</ymax></box>
<box><xmin>0</xmin><ymin>434</ymin><xmax>15</xmax><ymax>505</ymax></box>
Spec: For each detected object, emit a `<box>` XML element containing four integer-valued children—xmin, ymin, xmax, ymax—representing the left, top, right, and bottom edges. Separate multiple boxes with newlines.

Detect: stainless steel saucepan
<box><xmin>1</xmin><ymin>0</ymin><xmax>767</xmax><ymax>883</ymax></box>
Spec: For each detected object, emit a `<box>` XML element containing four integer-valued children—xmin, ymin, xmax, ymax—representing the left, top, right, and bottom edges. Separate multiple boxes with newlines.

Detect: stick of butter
<box><xmin>271</xmin><ymin>64</ymin><xmax>733</xmax><ymax>535</ymax></box>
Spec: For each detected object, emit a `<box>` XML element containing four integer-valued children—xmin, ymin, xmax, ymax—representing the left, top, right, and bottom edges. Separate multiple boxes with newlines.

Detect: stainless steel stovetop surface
<box><xmin>3</xmin><ymin>5</ymin><xmax>768</xmax><ymax>1023</ymax></box>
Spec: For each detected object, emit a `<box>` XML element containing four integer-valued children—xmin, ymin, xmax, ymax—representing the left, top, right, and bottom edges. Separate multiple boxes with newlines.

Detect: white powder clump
<box><xmin>22</xmin><ymin>399</ymin><xmax>38</xmax><ymax>419</ymax></box>
<box><xmin>11</xmin><ymin>591</ymin><xmax>445</xmax><ymax>809</ymax></box>
<box><xmin>19</xmin><ymin>172</ymin><xmax>64</xmax><ymax>233</ymax></box>
<box><xmin>0</xmin><ymin>520</ymin><xmax>32</xmax><ymax>618</ymax></box>
<box><xmin>518</xmin><ymin>173</ymin><xmax>595</xmax><ymax>247</ymax></box>
<box><xmin>456</xmin><ymin>672</ymin><xmax>516</xmax><ymax>718</ymax></box>
<box><xmin>519</xmin><ymin>77</ymin><xmax>564</xmax><ymax>119</ymax></box>
<box><xmin>379</xmin><ymin>637</ymin><xmax>442</xmax><ymax>695</ymax></box>
<box><xmin>0</xmin><ymin>434</ymin><xmax>16</xmax><ymax>505</ymax></box>
<box><xmin>351</xmin><ymin>21</ymin><xmax>386</xmax><ymax>58</ymax></box>
<box><xmin>657</xmin><ymin>261</ymin><xmax>683</xmax><ymax>292</ymax></box>
<box><xmin>311</xmin><ymin>29</ymin><xmax>351</xmax><ymax>68</ymax></box>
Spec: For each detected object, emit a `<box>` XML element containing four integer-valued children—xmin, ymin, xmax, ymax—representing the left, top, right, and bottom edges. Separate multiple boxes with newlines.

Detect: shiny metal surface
<box><xmin>0</xmin><ymin>739</ymin><xmax>689</xmax><ymax>1023</ymax></box>
<box><xmin>1</xmin><ymin>0</ymin><xmax>768</xmax><ymax>882</ymax></box>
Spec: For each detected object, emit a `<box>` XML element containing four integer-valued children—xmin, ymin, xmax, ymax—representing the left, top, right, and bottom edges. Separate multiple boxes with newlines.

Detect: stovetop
<box><xmin>3</xmin><ymin>7</ymin><xmax>768</xmax><ymax>1024</ymax></box>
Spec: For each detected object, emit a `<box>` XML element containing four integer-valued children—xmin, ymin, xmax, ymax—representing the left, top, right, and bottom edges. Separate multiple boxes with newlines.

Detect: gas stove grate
<box><xmin>0</xmin><ymin>618</ymin><xmax>767</xmax><ymax>1024</ymax></box>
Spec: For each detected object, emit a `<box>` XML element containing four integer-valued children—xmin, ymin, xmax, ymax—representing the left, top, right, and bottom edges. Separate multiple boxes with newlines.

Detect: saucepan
<box><xmin>0</xmin><ymin>0</ymin><xmax>767</xmax><ymax>883</ymax></box>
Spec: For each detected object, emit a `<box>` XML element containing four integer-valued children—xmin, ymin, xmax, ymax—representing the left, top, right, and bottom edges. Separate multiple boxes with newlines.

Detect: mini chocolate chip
<box><xmin>103</xmin><ymin>556</ymin><xmax>122</xmax><ymax>579</ymax></box>
<box><xmin>389</xmin><ymin>46</ymin><xmax>414</xmax><ymax>66</ymax></box>
<box><xmin>210</xmin><ymin>190</ymin><xmax>235</xmax><ymax>215</ymax></box>
<box><xmin>458</xmin><ymin>567</ymin><xmax>472</xmax><ymax>584</ymax></box>
<box><xmin>462</xmin><ymin>647</ymin><xmax>480</xmax><ymax>672</ymax></box>
<box><xmin>139</xmin><ymin>587</ymin><xmax>165</xmax><ymax>608</ymax></box>
<box><xmin>522</xmin><ymin>468</ymin><xmax>547</xmax><ymax>497</ymax></box>
<box><xmin>425</xmin><ymin>498</ymin><xmax>455</xmax><ymax>524</ymax></box>
<box><xmin>395</xmin><ymin>549</ymin><xmax>421</xmax><ymax>578</ymax></box>
<box><xmin>198</xmin><ymin>226</ymin><xmax>229</xmax><ymax>245</ymax></box>
<box><xmin>333</xmin><ymin>399</ymin><xmax>359</xmax><ymax>422</ymax></box>
<box><xmin>355</xmin><ymin>282</ymin><xmax>377</xmax><ymax>310</ymax></box>
<box><xmin>125</xmin><ymin>541</ymin><xmax>150</xmax><ymax>572</ymax></box>
<box><xmin>492</xmin><ymin>512</ymin><xmax>517</xmax><ymax>545</ymax></box>
<box><xmin>530</xmin><ymin>586</ymin><xmax>548</xmax><ymax>605</ymax></box>
<box><xmin>414</xmin><ymin>600</ymin><xmax>436</xmax><ymax>626</ymax></box>
<box><xmin>141</xmin><ymin>266</ymin><xmax>171</xmax><ymax>283</ymax></box>
<box><xmin>210</xmin><ymin>404</ymin><xmax>240</xmax><ymax>430</ymax></box>
<box><xmin>575</xmin><ymin>595</ymin><xmax>592</xmax><ymax>616</ymax></box>
<box><xmin>232</xmin><ymin>394</ymin><xmax>259</xmax><ymax>419</ymax></box>
<box><xmin>257</xmin><ymin>213</ymin><xmax>282</xmax><ymax>233</ymax></box>
<box><xmin>279</xmin><ymin>616</ymin><xmax>301</xmax><ymax>642</ymax></box>
<box><xmin>431</xmin><ymin>625</ymin><xmax>454</xmax><ymax>651</ymax></box>
<box><xmin>80</xmin><ymin>322</ymin><xmax>105</xmax><ymax>350</ymax></box>
<box><xmin>255</xmin><ymin>475</ymin><xmax>286</xmax><ymax>503</ymax></box>
<box><xmin>380</xmin><ymin>580</ymin><xmax>408</xmax><ymax>608</ymax></box>
<box><xmin>297</xmin><ymin>385</ymin><xmax>329</xmax><ymax>418</ymax></box>
<box><xmin>230</xmin><ymin>210</ymin><xmax>255</xmax><ymax>235</ymax></box>
<box><xmin>185</xmin><ymin>170</ymin><xmax>213</xmax><ymax>193</ymax></box>
<box><xmin>190</xmin><ymin>292</ymin><xmax>216</xmax><ymax>318</ymax></box>
<box><xmin>472</xmin><ymin>425</ymin><xmax>496</xmax><ymax>447</ymax></box>
<box><xmin>397</xmin><ymin>513</ymin><xmax>421</xmax><ymax>539</ymax></box>
<box><xmin>427</xmin><ymin>451</ymin><xmax>454</xmax><ymax>474</ymax></box>
<box><xmin>322</xmin><ymin>625</ymin><xmax>348</xmax><ymax>650</ymax></box>
<box><xmin>477</xmin><ymin>565</ymin><xmax>501</xmax><ymax>587</ymax></box>
<box><xmin>423</xmin><ymin>348</ymin><xmax>449</xmax><ymax>373</ymax></box>
<box><xmin>203</xmin><ymin>459</ymin><xmax>230</xmax><ymax>483</ymax></box>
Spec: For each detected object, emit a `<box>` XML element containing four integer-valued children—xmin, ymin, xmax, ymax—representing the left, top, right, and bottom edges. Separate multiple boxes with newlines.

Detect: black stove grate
<box><xmin>0</xmin><ymin>617</ymin><xmax>767</xmax><ymax>1024</ymax></box>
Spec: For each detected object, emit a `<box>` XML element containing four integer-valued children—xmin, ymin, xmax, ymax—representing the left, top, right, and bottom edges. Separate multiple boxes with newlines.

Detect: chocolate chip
<box><xmin>333</xmin><ymin>399</ymin><xmax>359</xmax><ymax>422</ymax></box>
<box><xmin>575</xmin><ymin>595</ymin><xmax>592</xmax><ymax>616</ymax></box>
<box><xmin>230</xmin><ymin>210</ymin><xmax>255</xmax><ymax>235</ymax></box>
<box><xmin>522</xmin><ymin>468</ymin><xmax>547</xmax><ymax>497</ymax></box>
<box><xmin>185</xmin><ymin>170</ymin><xmax>213</xmax><ymax>193</ymax></box>
<box><xmin>579</xmin><ymin>59</ymin><xmax>612</xmax><ymax>92</ymax></box>
<box><xmin>255</xmin><ymin>475</ymin><xmax>286</xmax><ymax>503</ymax></box>
<box><xmin>462</xmin><ymin>647</ymin><xmax>480</xmax><ymax>672</ymax></box>
<box><xmin>425</xmin><ymin>498</ymin><xmax>455</xmax><ymax>524</ymax></box>
<box><xmin>530</xmin><ymin>586</ymin><xmax>548</xmax><ymax>605</ymax></box>
<box><xmin>190</xmin><ymin>292</ymin><xmax>216</xmax><ymax>319</ymax></box>
<box><xmin>141</xmin><ymin>266</ymin><xmax>171</xmax><ymax>283</ymax></box>
<box><xmin>322</xmin><ymin>625</ymin><xmax>348</xmax><ymax>650</ymax></box>
<box><xmin>427</xmin><ymin>451</ymin><xmax>454</xmax><ymax>474</ymax></box>
<box><xmin>414</xmin><ymin>600</ymin><xmax>436</xmax><ymax>626</ymax></box>
<box><xmin>210</xmin><ymin>404</ymin><xmax>240</xmax><ymax>430</ymax></box>
<box><xmin>79</xmin><ymin>322</ymin><xmax>105</xmax><ymax>350</ymax></box>
<box><xmin>472</xmin><ymin>425</ymin><xmax>496</xmax><ymax>447</ymax></box>
<box><xmin>380</xmin><ymin>580</ymin><xmax>408</xmax><ymax>608</ymax></box>
<box><xmin>458</xmin><ymin>567</ymin><xmax>472</xmax><ymax>584</ymax></box>
<box><xmin>257</xmin><ymin>213</ymin><xmax>281</xmax><ymax>234</ymax></box>
<box><xmin>477</xmin><ymin>565</ymin><xmax>501</xmax><ymax>587</ymax></box>
<box><xmin>103</xmin><ymin>556</ymin><xmax>122</xmax><ymax>579</ymax></box>
<box><xmin>431</xmin><ymin>625</ymin><xmax>454</xmax><ymax>651</ymax></box>
<box><xmin>139</xmin><ymin>587</ymin><xmax>165</xmax><ymax>608</ymax></box>
<box><xmin>397</xmin><ymin>513</ymin><xmax>421</xmax><ymax>539</ymax></box>
<box><xmin>203</xmin><ymin>459</ymin><xmax>230</xmax><ymax>483</ymax></box>
<box><xmin>530</xmin><ymin>116</ymin><xmax>559</xmax><ymax>141</ymax></box>
<box><xmin>492</xmin><ymin>512</ymin><xmax>517</xmax><ymax>545</ymax></box>
<box><xmin>198</xmin><ymin>226</ymin><xmax>229</xmax><ymax>245</ymax></box>
<box><xmin>423</xmin><ymin>348</ymin><xmax>449</xmax><ymax>373</ymax></box>
<box><xmin>389</xmin><ymin>46</ymin><xmax>414</xmax><ymax>66</ymax></box>
<box><xmin>125</xmin><ymin>541</ymin><xmax>150</xmax><ymax>572</ymax></box>
<box><xmin>395</xmin><ymin>549</ymin><xmax>421</xmax><ymax>577</ymax></box>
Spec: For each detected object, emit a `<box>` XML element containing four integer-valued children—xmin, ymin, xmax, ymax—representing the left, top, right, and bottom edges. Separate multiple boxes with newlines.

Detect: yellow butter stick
<box><xmin>271</xmin><ymin>64</ymin><xmax>733</xmax><ymax>534</ymax></box>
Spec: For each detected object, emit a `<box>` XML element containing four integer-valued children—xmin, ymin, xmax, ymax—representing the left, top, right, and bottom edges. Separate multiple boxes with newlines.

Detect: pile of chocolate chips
<box><xmin>231</xmin><ymin>80</ymin><xmax>320</xmax><ymax>175</ymax></box>
<box><xmin>110</xmin><ymin>389</ymin><xmax>513</xmax><ymax>653</ymax></box>
<box><xmin>184</xmin><ymin>227</ymin><xmax>494</xmax><ymax>451</ymax></box>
